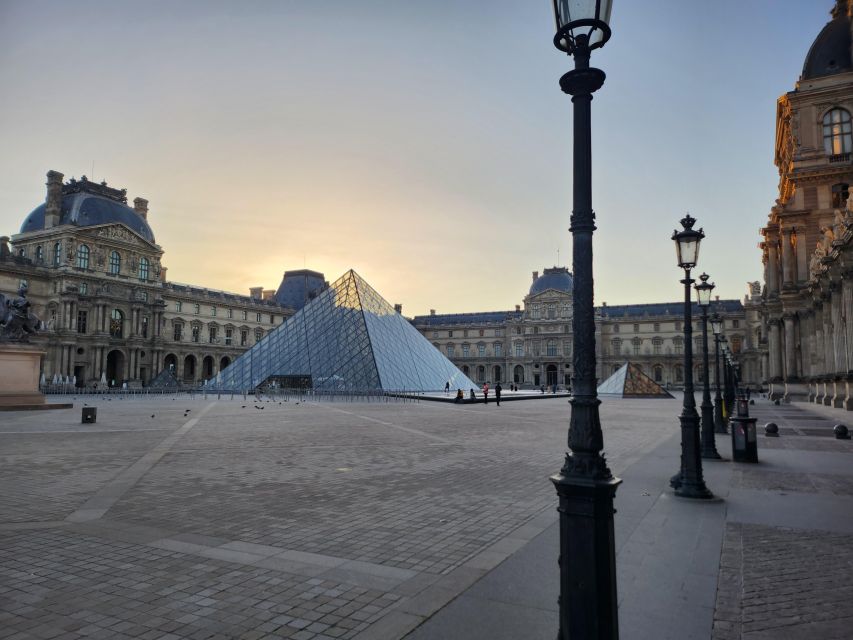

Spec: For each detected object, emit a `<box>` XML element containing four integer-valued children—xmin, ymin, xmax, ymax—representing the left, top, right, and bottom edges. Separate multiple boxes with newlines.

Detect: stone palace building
<box><xmin>412</xmin><ymin>267</ymin><xmax>760</xmax><ymax>391</ymax></box>
<box><xmin>759</xmin><ymin>0</ymin><xmax>853</xmax><ymax>407</ymax></box>
<box><xmin>0</xmin><ymin>171</ymin><xmax>328</xmax><ymax>387</ymax></box>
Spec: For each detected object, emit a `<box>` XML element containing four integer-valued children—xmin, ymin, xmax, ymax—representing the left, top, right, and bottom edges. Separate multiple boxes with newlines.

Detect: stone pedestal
<box><xmin>0</xmin><ymin>344</ymin><xmax>70</xmax><ymax>411</ymax></box>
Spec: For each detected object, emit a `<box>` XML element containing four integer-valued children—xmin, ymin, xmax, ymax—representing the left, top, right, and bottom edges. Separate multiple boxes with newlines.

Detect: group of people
<box><xmin>449</xmin><ymin>382</ymin><xmax>503</xmax><ymax>406</ymax></box>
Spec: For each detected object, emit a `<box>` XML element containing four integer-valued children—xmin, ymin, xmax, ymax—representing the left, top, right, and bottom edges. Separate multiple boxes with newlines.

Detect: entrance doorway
<box><xmin>183</xmin><ymin>355</ymin><xmax>196</xmax><ymax>382</ymax></box>
<box><xmin>73</xmin><ymin>365</ymin><xmax>85</xmax><ymax>387</ymax></box>
<box><xmin>513</xmin><ymin>365</ymin><xmax>524</xmax><ymax>384</ymax></box>
<box><xmin>106</xmin><ymin>350</ymin><xmax>124</xmax><ymax>387</ymax></box>
<box><xmin>202</xmin><ymin>356</ymin><xmax>215</xmax><ymax>380</ymax></box>
<box><xmin>546</xmin><ymin>364</ymin><xmax>558</xmax><ymax>387</ymax></box>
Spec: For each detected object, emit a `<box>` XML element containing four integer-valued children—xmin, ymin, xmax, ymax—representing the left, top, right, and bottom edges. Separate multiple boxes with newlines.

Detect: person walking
<box><xmin>483</xmin><ymin>382</ymin><xmax>489</xmax><ymax>405</ymax></box>
<box><xmin>495</xmin><ymin>383</ymin><xmax>502</xmax><ymax>406</ymax></box>
<box><xmin>445</xmin><ymin>381</ymin><xmax>450</xmax><ymax>395</ymax></box>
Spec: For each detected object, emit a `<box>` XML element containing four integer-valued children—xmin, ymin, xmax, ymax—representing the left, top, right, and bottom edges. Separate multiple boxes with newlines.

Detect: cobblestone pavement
<box><xmin>712</xmin><ymin>400</ymin><xmax>853</xmax><ymax>640</ymax></box>
<box><xmin>0</xmin><ymin>395</ymin><xmax>676</xmax><ymax>639</ymax></box>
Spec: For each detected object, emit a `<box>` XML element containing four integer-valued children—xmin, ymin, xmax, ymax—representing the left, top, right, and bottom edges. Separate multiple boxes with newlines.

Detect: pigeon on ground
<box><xmin>151</xmin><ymin>414</ymin><xmax>155</xmax><ymax>418</ymax></box>
<box><xmin>241</xmin><ymin>406</ymin><xmax>246</xmax><ymax>409</ymax></box>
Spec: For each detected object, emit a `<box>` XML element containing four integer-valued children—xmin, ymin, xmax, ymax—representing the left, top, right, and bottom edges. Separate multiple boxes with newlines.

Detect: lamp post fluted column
<box><xmin>699</xmin><ymin>299</ymin><xmax>720</xmax><ymax>458</ymax></box>
<box><xmin>671</xmin><ymin>215</ymin><xmax>713</xmax><ymax>499</ymax></box>
<box><xmin>711</xmin><ymin>314</ymin><xmax>726</xmax><ymax>434</ymax></box>
<box><xmin>549</xmin><ymin>4</ymin><xmax>619</xmax><ymax>637</ymax></box>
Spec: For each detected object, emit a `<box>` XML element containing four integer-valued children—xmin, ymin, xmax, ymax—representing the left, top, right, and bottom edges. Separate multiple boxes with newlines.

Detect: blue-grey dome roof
<box><xmin>20</xmin><ymin>192</ymin><xmax>155</xmax><ymax>243</ymax></box>
<box><xmin>530</xmin><ymin>267</ymin><xmax>573</xmax><ymax>296</ymax></box>
<box><xmin>274</xmin><ymin>269</ymin><xmax>328</xmax><ymax>310</ymax></box>
<box><xmin>802</xmin><ymin>12</ymin><xmax>852</xmax><ymax>80</ymax></box>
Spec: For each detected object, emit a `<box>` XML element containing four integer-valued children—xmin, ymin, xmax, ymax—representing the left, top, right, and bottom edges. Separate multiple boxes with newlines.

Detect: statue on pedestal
<box><xmin>0</xmin><ymin>282</ymin><xmax>43</xmax><ymax>341</ymax></box>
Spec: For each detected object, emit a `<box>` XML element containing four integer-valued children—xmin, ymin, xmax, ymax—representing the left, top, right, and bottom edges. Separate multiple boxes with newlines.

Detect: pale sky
<box><xmin>0</xmin><ymin>1</ymin><xmax>829</xmax><ymax>316</ymax></box>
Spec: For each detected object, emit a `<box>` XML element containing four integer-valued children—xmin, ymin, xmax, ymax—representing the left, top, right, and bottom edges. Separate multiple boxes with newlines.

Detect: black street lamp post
<box><xmin>710</xmin><ymin>312</ymin><xmax>726</xmax><ymax>434</ymax></box>
<box><xmin>670</xmin><ymin>215</ymin><xmax>713</xmax><ymax>499</ymax></box>
<box><xmin>721</xmin><ymin>337</ymin><xmax>735</xmax><ymax>415</ymax></box>
<box><xmin>548</xmin><ymin>2</ymin><xmax>620</xmax><ymax>638</ymax></box>
<box><xmin>695</xmin><ymin>274</ymin><xmax>720</xmax><ymax>459</ymax></box>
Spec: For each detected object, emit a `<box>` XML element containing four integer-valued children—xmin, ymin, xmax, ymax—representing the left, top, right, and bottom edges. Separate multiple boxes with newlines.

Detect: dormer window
<box><xmin>823</xmin><ymin>108</ymin><xmax>852</xmax><ymax>155</ymax></box>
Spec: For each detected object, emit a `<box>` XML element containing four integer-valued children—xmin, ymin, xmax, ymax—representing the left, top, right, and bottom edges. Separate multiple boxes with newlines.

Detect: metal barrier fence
<box><xmin>39</xmin><ymin>385</ymin><xmax>422</xmax><ymax>404</ymax></box>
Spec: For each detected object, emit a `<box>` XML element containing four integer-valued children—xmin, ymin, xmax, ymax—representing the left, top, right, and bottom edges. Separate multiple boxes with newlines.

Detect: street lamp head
<box><xmin>672</xmin><ymin>214</ymin><xmax>705</xmax><ymax>270</ymax></box>
<box><xmin>552</xmin><ymin>0</ymin><xmax>613</xmax><ymax>54</ymax></box>
<box><xmin>695</xmin><ymin>273</ymin><xmax>715</xmax><ymax>307</ymax></box>
<box><xmin>710</xmin><ymin>312</ymin><xmax>723</xmax><ymax>336</ymax></box>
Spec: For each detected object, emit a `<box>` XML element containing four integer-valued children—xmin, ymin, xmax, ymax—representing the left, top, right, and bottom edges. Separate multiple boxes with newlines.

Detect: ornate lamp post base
<box><xmin>551</xmin><ymin>472</ymin><xmax>621</xmax><ymax>640</ymax></box>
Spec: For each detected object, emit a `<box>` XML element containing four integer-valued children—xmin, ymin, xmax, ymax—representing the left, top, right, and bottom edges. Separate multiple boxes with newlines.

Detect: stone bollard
<box><xmin>764</xmin><ymin>422</ymin><xmax>779</xmax><ymax>437</ymax></box>
<box><xmin>834</xmin><ymin>424</ymin><xmax>851</xmax><ymax>440</ymax></box>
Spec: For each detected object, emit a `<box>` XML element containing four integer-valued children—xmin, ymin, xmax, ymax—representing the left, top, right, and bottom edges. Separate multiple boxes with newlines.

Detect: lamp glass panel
<box><xmin>710</xmin><ymin>317</ymin><xmax>723</xmax><ymax>335</ymax></box>
<box><xmin>695</xmin><ymin>284</ymin><xmax>713</xmax><ymax>307</ymax></box>
<box><xmin>676</xmin><ymin>236</ymin><xmax>700</xmax><ymax>268</ymax></box>
<box><xmin>553</xmin><ymin>0</ymin><xmax>612</xmax><ymax>45</ymax></box>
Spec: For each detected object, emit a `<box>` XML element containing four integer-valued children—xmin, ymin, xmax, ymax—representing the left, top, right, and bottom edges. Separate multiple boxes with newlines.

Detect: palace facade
<box><xmin>413</xmin><ymin>267</ymin><xmax>761</xmax><ymax>390</ymax></box>
<box><xmin>0</xmin><ymin>171</ymin><xmax>327</xmax><ymax>387</ymax></box>
<box><xmin>759</xmin><ymin>0</ymin><xmax>853</xmax><ymax>407</ymax></box>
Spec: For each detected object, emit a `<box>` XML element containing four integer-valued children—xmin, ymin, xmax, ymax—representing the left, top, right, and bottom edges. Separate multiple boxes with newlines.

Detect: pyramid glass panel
<box><xmin>210</xmin><ymin>270</ymin><xmax>477</xmax><ymax>392</ymax></box>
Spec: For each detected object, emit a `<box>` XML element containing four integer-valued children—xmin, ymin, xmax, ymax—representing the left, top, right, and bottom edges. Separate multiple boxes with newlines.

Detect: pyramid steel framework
<box><xmin>597</xmin><ymin>362</ymin><xmax>674</xmax><ymax>398</ymax></box>
<box><xmin>209</xmin><ymin>269</ymin><xmax>478</xmax><ymax>392</ymax></box>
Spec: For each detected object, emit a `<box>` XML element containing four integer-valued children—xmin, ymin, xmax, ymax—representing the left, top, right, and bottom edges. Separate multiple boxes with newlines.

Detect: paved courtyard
<box><xmin>0</xmin><ymin>395</ymin><xmax>674</xmax><ymax>640</ymax></box>
<box><xmin>2</xmin><ymin>395</ymin><xmax>852</xmax><ymax>639</ymax></box>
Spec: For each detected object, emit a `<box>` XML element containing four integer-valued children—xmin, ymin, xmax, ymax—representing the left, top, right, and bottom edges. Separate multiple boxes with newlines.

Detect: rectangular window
<box><xmin>463</xmin><ymin>330</ymin><xmax>469</xmax><ymax>338</ymax></box>
<box><xmin>533</xmin><ymin>341</ymin><xmax>540</xmax><ymax>357</ymax></box>
<box><xmin>613</xmin><ymin>324</ymin><xmax>620</xmax><ymax>333</ymax></box>
<box><xmin>77</xmin><ymin>310</ymin><xmax>87</xmax><ymax>334</ymax></box>
<box><xmin>191</xmin><ymin>326</ymin><xmax>200</xmax><ymax>343</ymax></box>
<box><xmin>432</xmin><ymin>331</ymin><xmax>438</xmax><ymax>338</ymax></box>
<box><xmin>495</xmin><ymin>344</ymin><xmax>502</xmax><ymax>357</ymax></box>
<box><xmin>174</xmin><ymin>324</ymin><xmax>183</xmax><ymax>341</ymax></box>
<box><xmin>79</xmin><ymin>282</ymin><xmax>88</xmax><ymax>295</ymax></box>
<box><xmin>675</xmin><ymin>321</ymin><xmax>681</xmax><ymax>331</ymax></box>
<box><xmin>211</xmin><ymin>306</ymin><xmax>217</xmax><ymax>317</ymax></box>
<box><xmin>515</xmin><ymin>327</ymin><xmax>522</xmax><ymax>335</ymax></box>
<box><xmin>256</xmin><ymin>312</ymin><xmax>262</xmax><ymax>323</ymax></box>
<box><xmin>141</xmin><ymin>316</ymin><xmax>149</xmax><ymax>339</ymax></box>
<box><xmin>495</xmin><ymin>329</ymin><xmax>504</xmax><ymax>337</ymax></box>
<box><xmin>194</xmin><ymin>304</ymin><xmax>200</xmax><ymax>315</ymax></box>
<box><xmin>654</xmin><ymin>323</ymin><xmax>660</xmax><ymax>332</ymax></box>
<box><xmin>447</xmin><ymin>345</ymin><xmax>455</xmax><ymax>358</ymax></box>
<box><xmin>209</xmin><ymin>327</ymin><xmax>217</xmax><ymax>343</ymax></box>
<box><xmin>175</xmin><ymin>301</ymin><xmax>182</xmax><ymax>312</ymax></box>
<box><xmin>732</xmin><ymin>319</ymin><xmax>740</xmax><ymax>328</ymax></box>
<box><xmin>227</xmin><ymin>308</ymin><xmax>233</xmax><ymax>319</ymax></box>
<box><xmin>240</xmin><ymin>329</ymin><xmax>248</xmax><ymax>346</ymax></box>
<box><xmin>515</xmin><ymin>343</ymin><xmax>524</xmax><ymax>357</ymax></box>
<box><xmin>634</xmin><ymin>324</ymin><xmax>640</xmax><ymax>332</ymax></box>
<box><xmin>225</xmin><ymin>328</ymin><xmax>233</xmax><ymax>345</ymax></box>
<box><xmin>462</xmin><ymin>344</ymin><xmax>470</xmax><ymax>358</ymax></box>
<box><xmin>449</xmin><ymin>330</ymin><xmax>454</xmax><ymax>338</ymax></box>
<box><xmin>563</xmin><ymin>341</ymin><xmax>571</xmax><ymax>356</ymax></box>
<box><xmin>478</xmin><ymin>344</ymin><xmax>485</xmax><ymax>357</ymax></box>
<box><xmin>478</xmin><ymin>329</ymin><xmax>484</xmax><ymax>337</ymax></box>
<box><xmin>242</xmin><ymin>310</ymin><xmax>248</xmax><ymax>321</ymax></box>
<box><xmin>270</xmin><ymin>314</ymin><xmax>275</xmax><ymax>324</ymax></box>
<box><xmin>255</xmin><ymin>329</ymin><xmax>262</xmax><ymax>343</ymax></box>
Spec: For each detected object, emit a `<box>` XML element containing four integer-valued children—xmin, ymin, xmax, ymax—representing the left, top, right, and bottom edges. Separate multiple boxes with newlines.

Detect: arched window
<box><xmin>110</xmin><ymin>309</ymin><xmax>123</xmax><ymax>338</ymax></box>
<box><xmin>673</xmin><ymin>336</ymin><xmax>683</xmax><ymax>355</ymax></box>
<box><xmin>652</xmin><ymin>337</ymin><xmax>663</xmax><ymax>354</ymax></box>
<box><xmin>674</xmin><ymin>365</ymin><xmax>684</xmax><ymax>383</ymax></box>
<box><xmin>513</xmin><ymin>364</ymin><xmax>524</xmax><ymax>383</ymax></box>
<box><xmin>53</xmin><ymin>242</ymin><xmax>62</xmax><ymax>266</ymax></box>
<box><xmin>653</xmin><ymin>365</ymin><xmax>663</xmax><ymax>383</ymax></box>
<box><xmin>447</xmin><ymin>344</ymin><xmax>455</xmax><ymax>358</ymax></box>
<box><xmin>138</xmin><ymin>257</ymin><xmax>149</xmax><ymax>281</ymax></box>
<box><xmin>109</xmin><ymin>251</ymin><xmax>121</xmax><ymax>275</ymax></box>
<box><xmin>35</xmin><ymin>245</ymin><xmax>43</xmax><ymax>262</ymax></box>
<box><xmin>632</xmin><ymin>337</ymin><xmax>642</xmax><ymax>355</ymax></box>
<box><xmin>477</xmin><ymin>365</ymin><xmax>485</xmax><ymax>382</ymax></box>
<box><xmin>77</xmin><ymin>244</ymin><xmax>90</xmax><ymax>269</ymax></box>
<box><xmin>823</xmin><ymin>108</ymin><xmax>853</xmax><ymax>155</ymax></box>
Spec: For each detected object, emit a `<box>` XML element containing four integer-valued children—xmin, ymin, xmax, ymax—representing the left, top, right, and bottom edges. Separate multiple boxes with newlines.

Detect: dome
<box><xmin>529</xmin><ymin>267</ymin><xmax>573</xmax><ymax>296</ymax></box>
<box><xmin>274</xmin><ymin>269</ymin><xmax>328</xmax><ymax>310</ymax></box>
<box><xmin>20</xmin><ymin>179</ymin><xmax>155</xmax><ymax>243</ymax></box>
<box><xmin>802</xmin><ymin>10</ymin><xmax>852</xmax><ymax>80</ymax></box>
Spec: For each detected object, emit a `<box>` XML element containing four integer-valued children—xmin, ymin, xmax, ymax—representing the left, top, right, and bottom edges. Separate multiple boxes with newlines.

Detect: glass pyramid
<box><xmin>597</xmin><ymin>362</ymin><xmax>674</xmax><ymax>398</ymax></box>
<box><xmin>210</xmin><ymin>269</ymin><xmax>478</xmax><ymax>392</ymax></box>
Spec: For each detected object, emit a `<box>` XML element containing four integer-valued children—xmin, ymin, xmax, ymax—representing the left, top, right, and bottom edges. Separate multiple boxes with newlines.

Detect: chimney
<box><xmin>430</xmin><ymin>309</ymin><xmax>436</xmax><ymax>316</ymax></box>
<box><xmin>44</xmin><ymin>170</ymin><xmax>64</xmax><ymax>229</ymax></box>
<box><xmin>249</xmin><ymin>287</ymin><xmax>263</xmax><ymax>299</ymax></box>
<box><xmin>133</xmin><ymin>197</ymin><xmax>149</xmax><ymax>220</ymax></box>
<box><xmin>394</xmin><ymin>303</ymin><xmax>402</xmax><ymax>314</ymax></box>
<box><xmin>515</xmin><ymin>304</ymin><xmax>521</xmax><ymax>312</ymax></box>
<box><xmin>0</xmin><ymin>236</ymin><xmax>10</xmax><ymax>259</ymax></box>
<box><xmin>262</xmin><ymin>289</ymin><xmax>275</xmax><ymax>300</ymax></box>
<box><xmin>532</xmin><ymin>271</ymin><xmax>539</xmax><ymax>282</ymax></box>
<box><xmin>160</xmin><ymin>266</ymin><xmax>168</xmax><ymax>283</ymax></box>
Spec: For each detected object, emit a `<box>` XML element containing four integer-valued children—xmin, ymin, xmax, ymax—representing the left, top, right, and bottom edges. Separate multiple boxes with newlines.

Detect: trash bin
<box><xmin>82</xmin><ymin>407</ymin><xmax>97</xmax><ymax>424</ymax></box>
<box><xmin>731</xmin><ymin>416</ymin><xmax>758</xmax><ymax>462</ymax></box>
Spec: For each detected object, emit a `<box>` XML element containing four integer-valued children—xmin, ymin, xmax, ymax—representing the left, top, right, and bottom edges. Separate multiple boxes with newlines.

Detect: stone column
<box><xmin>767</xmin><ymin>239</ymin><xmax>780</xmax><ymax>295</ymax></box>
<box><xmin>768</xmin><ymin>319</ymin><xmax>783</xmax><ymax>380</ymax></box>
<box><xmin>814</xmin><ymin>305</ymin><xmax>825</xmax><ymax>376</ymax></box>
<box><xmin>781</xmin><ymin>228</ymin><xmax>794</xmax><ymax>287</ymax></box>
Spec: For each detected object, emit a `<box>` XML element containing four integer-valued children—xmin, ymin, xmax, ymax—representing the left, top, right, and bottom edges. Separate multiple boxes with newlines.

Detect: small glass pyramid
<box><xmin>597</xmin><ymin>362</ymin><xmax>674</xmax><ymax>398</ymax></box>
<box><xmin>210</xmin><ymin>269</ymin><xmax>478</xmax><ymax>392</ymax></box>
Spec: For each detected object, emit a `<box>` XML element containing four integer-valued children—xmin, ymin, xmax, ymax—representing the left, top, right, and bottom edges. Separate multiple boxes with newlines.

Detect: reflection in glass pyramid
<box><xmin>210</xmin><ymin>270</ymin><xmax>478</xmax><ymax>392</ymax></box>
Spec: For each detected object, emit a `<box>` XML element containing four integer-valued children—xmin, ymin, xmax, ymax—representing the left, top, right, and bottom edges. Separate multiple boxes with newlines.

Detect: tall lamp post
<box><xmin>710</xmin><ymin>312</ymin><xmax>727</xmax><ymax>434</ymax></box>
<box><xmin>721</xmin><ymin>337</ymin><xmax>735</xmax><ymax>415</ymax></box>
<box><xmin>670</xmin><ymin>215</ymin><xmax>713</xmax><ymax>499</ymax></box>
<box><xmin>548</xmin><ymin>2</ymin><xmax>620</xmax><ymax>638</ymax></box>
<box><xmin>695</xmin><ymin>274</ymin><xmax>721</xmax><ymax>459</ymax></box>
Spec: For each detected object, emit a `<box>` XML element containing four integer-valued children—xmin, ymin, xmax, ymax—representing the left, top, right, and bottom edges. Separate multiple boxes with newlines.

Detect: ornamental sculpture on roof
<box><xmin>0</xmin><ymin>282</ymin><xmax>43</xmax><ymax>341</ymax></box>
